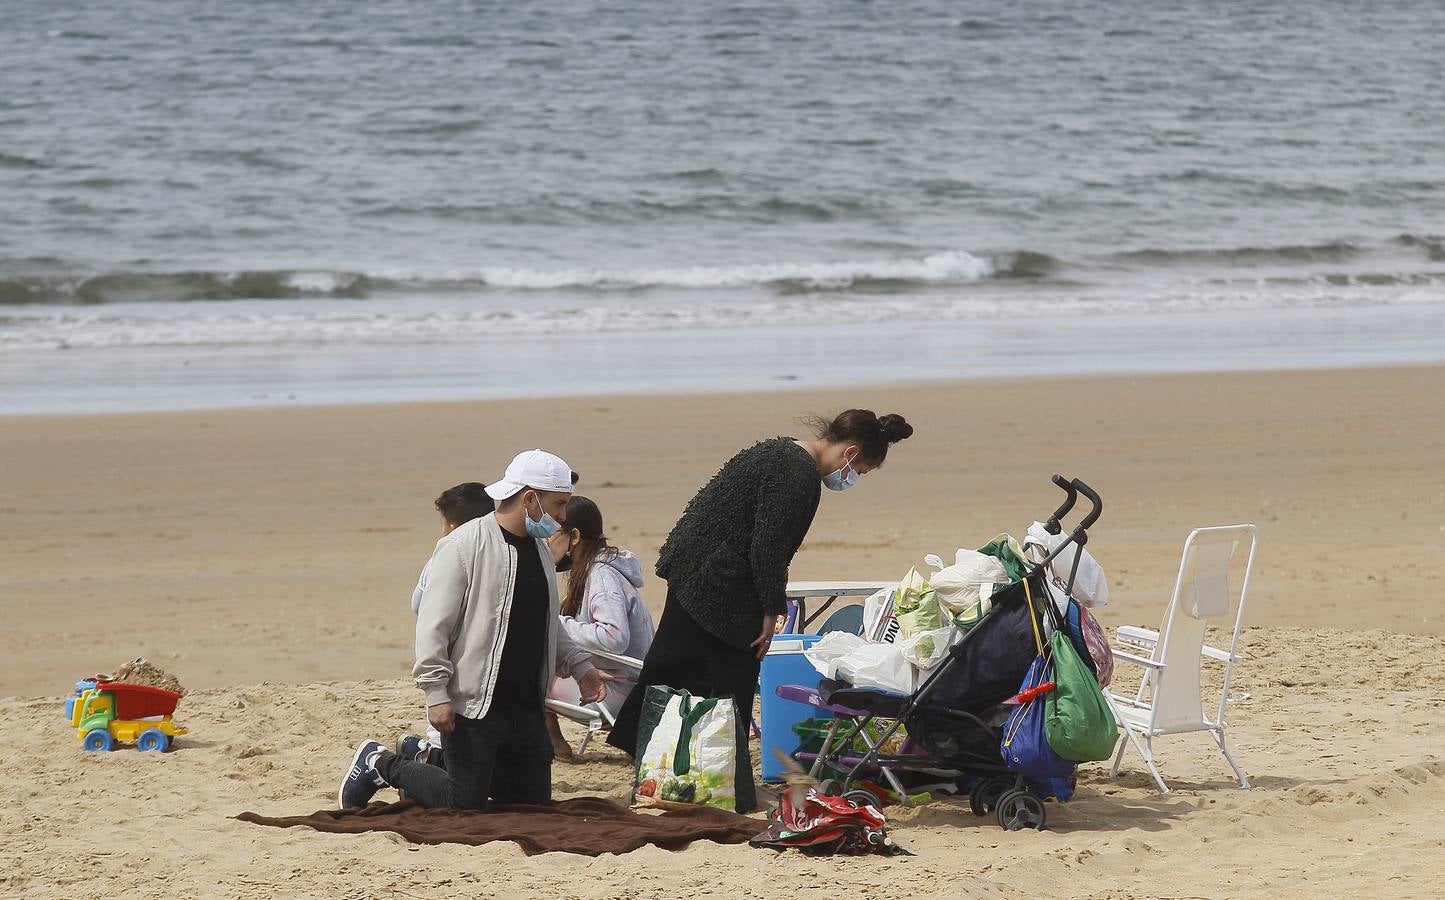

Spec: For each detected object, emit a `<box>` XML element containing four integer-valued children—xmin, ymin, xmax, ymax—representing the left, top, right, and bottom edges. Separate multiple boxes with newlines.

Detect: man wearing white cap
<box><xmin>339</xmin><ymin>449</ymin><xmax>613</xmax><ymax>810</ymax></box>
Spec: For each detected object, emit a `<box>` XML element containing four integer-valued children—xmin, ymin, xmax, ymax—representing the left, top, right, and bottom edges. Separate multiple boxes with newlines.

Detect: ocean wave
<box><xmin>353</xmin><ymin>194</ymin><xmax>882</xmax><ymax>226</ymax></box>
<box><xmin>0</xmin><ymin>253</ymin><xmax>998</xmax><ymax>305</ymax></box>
<box><xmin>6</xmin><ymin>279</ymin><xmax>1440</xmax><ymax>354</ymax></box>
<box><xmin>43</xmin><ymin>29</ymin><xmax>110</xmax><ymax>41</ymax></box>
<box><xmin>471</xmin><ymin>252</ymin><xmax>996</xmax><ymax>291</ymax></box>
<box><xmin>1393</xmin><ymin>233</ymin><xmax>1445</xmax><ymax>262</ymax></box>
<box><xmin>1209</xmin><ymin>271</ymin><xmax>1445</xmax><ymax>288</ymax></box>
<box><xmin>993</xmin><ymin>251</ymin><xmax>1062</xmax><ymax>279</ymax></box>
<box><xmin>0</xmin><ymin>152</ymin><xmax>49</xmax><ymax>170</ymax></box>
<box><xmin>4</xmin><ymin>237</ymin><xmax>1442</xmax><ymax>307</ymax></box>
<box><xmin>1111</xmin><ymin>241</ymin><xmax>1365</xmax><ymax>266</ymax></box>
<box><xmin>0</xmin><ymin>271</ymin><xmax>373</xmax><ymax>306</ymax></box>
<box><xmin>1109</xmin><ymin>234</ymin><xmax>1445</xmax><ymax>270</ymax></box>
<box><xmin>360</xmin><ymin>119</ymin><xmax>487</xmax><ymax>138</ymax></box>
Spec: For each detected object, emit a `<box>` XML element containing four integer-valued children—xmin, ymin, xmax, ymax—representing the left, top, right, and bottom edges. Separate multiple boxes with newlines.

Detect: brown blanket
<box><xmin>235</xmin><ymin>797</ymin><xmax>761</xmax><ymax>856</ymax></box>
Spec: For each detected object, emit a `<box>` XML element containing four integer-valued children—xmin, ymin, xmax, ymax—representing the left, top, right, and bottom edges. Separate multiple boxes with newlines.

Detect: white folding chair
<box><xmin>544</xmin><ymin>648</ymin><xmax>642</xmax><ymax>757</ymax></box>
<box><xmin>1105</xmin><ymin>524</ymin><xmax>1259</xmax><ymax>793</ymax></box>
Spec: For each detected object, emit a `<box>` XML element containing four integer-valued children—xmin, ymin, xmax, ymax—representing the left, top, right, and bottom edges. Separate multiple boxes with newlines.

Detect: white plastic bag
<box><xmin>862</xmin><ymin>587</ymin><xmax>899</xmax><ymax>643</ymax></box>
<box><xmin>858</xmin><ymin>565</ymin><xmax>965</xmax><ymax>671</ymax></box>
<box><xmin>804</xmin><ymin>632</ymin><xmax>916</xmax><ymax>694</ymax></box>
<box><xmin>1024</xmin><ymin>521</ymin><xmax>1111</xmax><ymax>608</ymax></box>
<box><xmin>896</xmin><ymin>624</ymin><xmax>957</xmax><ymax>670</ymax></box>
<box><xmin>925</xmin><ymin>549</ymin><xmax>1009</xmax><ymax>625</ymax></box>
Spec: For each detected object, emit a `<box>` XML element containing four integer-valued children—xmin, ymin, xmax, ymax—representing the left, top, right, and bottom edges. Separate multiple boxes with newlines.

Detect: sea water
<box><xmin>2</xmin><ymin>0</ymin><xmax>1442</xmax><ymax>412</ymax></box>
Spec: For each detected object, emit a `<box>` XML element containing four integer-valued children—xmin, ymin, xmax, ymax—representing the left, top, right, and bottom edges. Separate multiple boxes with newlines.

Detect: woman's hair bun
<box><xmin>878</xmin><ymin>413</ymin><xmax>913</xmax><ymax>444</ymax></box>
<box><xmin>805</xmin><ymin>408</ymin><xmax>913</xmax><ymax>464</ymax></box>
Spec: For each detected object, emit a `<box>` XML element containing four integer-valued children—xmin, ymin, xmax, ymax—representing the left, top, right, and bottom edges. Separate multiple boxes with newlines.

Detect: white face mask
<box><xmin>822</xmin><ymin>452</ymin><xmax>860</xmax><ymax>492</ymax></box>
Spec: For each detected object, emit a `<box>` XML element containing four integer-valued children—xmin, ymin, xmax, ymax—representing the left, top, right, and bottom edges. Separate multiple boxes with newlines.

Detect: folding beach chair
<box><xmin>1105</xmin><ymin>524</ymin><xmax>1259</xmax><ymax>793</ymax></box>
<box><xmin>544</xmin><ymin>648</ymin><xmax>643</xmax><ymax>757</ymax></box>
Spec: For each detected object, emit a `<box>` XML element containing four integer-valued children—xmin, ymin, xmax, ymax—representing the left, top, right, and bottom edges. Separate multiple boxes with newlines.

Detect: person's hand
<box><xmin>578</xmin><ymin>668</ymin><xmax>616</xmax><ymax>704</ymax></box>
<box><xmin>751</xmin><ymin>614</ymin><xmax>781</xmax><ymax>660</ymax></box>
<box><xmin>427</xmin><ymin>702</ymin><xmax>456</xmax><ymax>735</ymax></box>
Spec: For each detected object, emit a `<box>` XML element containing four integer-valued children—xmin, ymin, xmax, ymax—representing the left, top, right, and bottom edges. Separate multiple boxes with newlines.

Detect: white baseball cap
<box><xmin>485</xmin><ymin>449</ymin><xmax>575</xmax><ymax>501</ymax></box>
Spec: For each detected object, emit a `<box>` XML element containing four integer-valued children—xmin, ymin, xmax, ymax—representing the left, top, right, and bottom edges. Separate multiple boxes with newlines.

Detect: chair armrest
<box><xmin>545</xmin><ymin>698</ymin><xmax>603</xmax><ymax>722</ymax></box>
<box><xmin>1116</xmin><ymin>628</ymin><xmax>1241</xmax><ymax>664</ymax></box>
<box><xmin>1115</xmin><ymin>625</ymin><xmax>1160</xmax><ymax>654</ymax></box>
<box><xmin>1105</xmin><ymin>692</ymin><xmax>1151</xmax><ymax>709</ymax></box>
<box><xmin>589</xmin><ymin>649</ymin><xmax>644</xmax><ymax>670</ymax></box>
<box><xmin>1201</xmin><ymin>644</ymin><xmax>1244</xmax><ymax>663</ymax></box>
<box><xmin>1116</xmin><ymin>625</ymin><xmax>1160</xmax><ymax>644</ymax></box>
<box><xmin>1111</xmin><ymin>649</ymin><xmax>1165</xmax><ymax>669</ymax></box>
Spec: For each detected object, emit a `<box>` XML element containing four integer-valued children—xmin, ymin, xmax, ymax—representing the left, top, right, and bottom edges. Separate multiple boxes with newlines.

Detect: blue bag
<box><xmin>999</xmin><ymin>655</ymin><xmax>1076</xmax><ymax>781</ymax></box>
<box><xmin>1063</xmin><ymin>598</ymin><xmax>1098</xmax><ymax>679</ymax></box>
<box><xmin>999</xmin><ymin>579</ymin><xmax>1077</xmax><ymax>782</ymax></box>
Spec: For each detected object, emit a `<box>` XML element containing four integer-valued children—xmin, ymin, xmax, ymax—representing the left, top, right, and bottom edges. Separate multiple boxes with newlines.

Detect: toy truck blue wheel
<box><xmin>136</xmin><ymin>728</ymin><xmax>169</xmax><ymax>752</ymax></box>
<box><xmin>83</xmin><ymin>729</ymin><xmax>114</xmax><ymax>752</ymax></box>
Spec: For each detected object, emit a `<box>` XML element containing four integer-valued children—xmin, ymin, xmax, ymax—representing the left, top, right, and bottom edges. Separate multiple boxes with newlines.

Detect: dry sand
<box><xmin>3</xmin><ymin>366</ymin><xmax>1445</xmax><ymax>898</ymax></box>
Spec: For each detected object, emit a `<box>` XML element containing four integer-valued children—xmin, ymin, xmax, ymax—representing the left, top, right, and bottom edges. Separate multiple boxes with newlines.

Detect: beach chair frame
<box><xmin>1105</xmin><ymin>524</ymin><xmax>1259</xmax><ymax>793</ymax></box>
<box><xmin>545</xmin><ymin>648</ymin><xmax>642</xmax><ymax>757</ymax></box>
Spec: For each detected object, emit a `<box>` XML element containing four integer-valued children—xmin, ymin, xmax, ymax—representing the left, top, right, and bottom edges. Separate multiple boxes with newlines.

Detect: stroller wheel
<box><xmin>843</xmin><ymin>789</ymin><xmax>878</xmax><ymax>809</ymax></box>
<box><xmin>995</xmin><ymin>789</ymin><xmax>1047</xmax><ymax>832</ymax></box>
<box><xmin>817</xmin><ymin>779</ymin><xmax>843</xmax><ymax>797</ymax></box>
<box><xmin>968</xmin><ymin>777</ymin><xmax>1013</xmax><ymax>817</ymax></box>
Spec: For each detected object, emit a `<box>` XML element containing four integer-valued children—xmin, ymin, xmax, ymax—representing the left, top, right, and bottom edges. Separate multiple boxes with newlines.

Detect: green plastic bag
<box><xmin>1044</xmin><ymin>630</ymin><xmax>1119</xmax><ymax>762</ymax></box>
<box><xmin>977</xmin><ymin>533</ymin><xmax>1031</xmax><ymax>583</ymax></box>
<box><xmin>892</xmin><ymin>568</ymin><xmax>941</xmax><ymax>628</ymax></box>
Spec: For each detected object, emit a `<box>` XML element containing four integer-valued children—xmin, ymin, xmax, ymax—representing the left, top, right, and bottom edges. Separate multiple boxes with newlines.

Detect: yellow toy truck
<box><xmin>66</xmin><ymin>680</ymin><xmax>188</xmax><ymax>752</ymax></box>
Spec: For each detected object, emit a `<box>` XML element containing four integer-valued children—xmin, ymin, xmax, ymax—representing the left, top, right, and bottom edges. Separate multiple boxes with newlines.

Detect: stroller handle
<box><xmin>1071</xmin><ymin>478</ymin><xmax>1103</xmax><ymax>529</ymax></box>
<box><xmin>1046</xmin><ymin>474</ymin><xmax>1078</xmax><ymax>534</ymax></box>
<box><xmin>1032</xmin><ymin>475</ymin><xmax>1105</xmax><ymax>580</ymax></box>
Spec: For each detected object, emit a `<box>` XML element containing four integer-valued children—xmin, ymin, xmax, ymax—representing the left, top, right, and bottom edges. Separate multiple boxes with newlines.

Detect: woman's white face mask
<box><xmin>822</xmin><ymin>451</ymin><xmax>860</xmax><ymax>492</ymax></box>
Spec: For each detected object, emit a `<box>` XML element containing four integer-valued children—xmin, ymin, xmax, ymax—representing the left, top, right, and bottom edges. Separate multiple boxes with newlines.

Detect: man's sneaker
<box><xmin>396</xmin><ymin>734</ymin><xmax>431</xmax><ymax>764</ymax></box>
<box><xmin>338</xmin><ymin>740</ymin><xmax>387</xmax><ymax>810</ymax></box>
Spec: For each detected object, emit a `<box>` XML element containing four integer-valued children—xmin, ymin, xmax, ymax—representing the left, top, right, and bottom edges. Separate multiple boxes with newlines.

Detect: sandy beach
<box><xmin>4</xmin><ymin>365</ymin><xmax>1445</xmax><ymax>898</ymax></box>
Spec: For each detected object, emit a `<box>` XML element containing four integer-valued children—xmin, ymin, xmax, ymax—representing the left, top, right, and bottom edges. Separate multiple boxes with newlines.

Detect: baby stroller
<box><xmin>781</xmin><ymin>475</ymin><xmax>1103</xmax><ymax>831</ymax></box>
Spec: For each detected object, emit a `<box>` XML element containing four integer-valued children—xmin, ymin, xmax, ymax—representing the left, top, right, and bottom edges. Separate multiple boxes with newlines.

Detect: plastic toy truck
<box><xmin>66</xmin><ymin>680</ymin><xmax>188</xmax><ymax>752</ymax></box>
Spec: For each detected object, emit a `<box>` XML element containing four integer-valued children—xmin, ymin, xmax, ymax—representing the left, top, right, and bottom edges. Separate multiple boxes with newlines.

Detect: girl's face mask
<box><xmin>551</xmin><ymin>528</ymin><xmax>578</xmax><ymax>572</ymax></box>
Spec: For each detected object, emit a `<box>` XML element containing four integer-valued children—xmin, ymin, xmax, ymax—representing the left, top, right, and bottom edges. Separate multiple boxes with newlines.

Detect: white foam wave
<box><xmin>3</xmin><ymin>281</ymin><xmax>1442</xmax><ymax>353</ymax></box>
<box><xmin>282</xmin><ymin>271</ymin><xmax>358</xmax><ymax>293</ymax></box>
<box><xmin>471</xmin><ymin>251</ymin><xmax>995</xmax><ymax>290</ymax></box>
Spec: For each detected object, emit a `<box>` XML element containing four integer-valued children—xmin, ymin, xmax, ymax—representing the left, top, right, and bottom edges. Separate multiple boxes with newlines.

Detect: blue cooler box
<box><xmin>759</xmin><ymin>633</ymin><xmax>829</xmax><ymax>783</ymax></box>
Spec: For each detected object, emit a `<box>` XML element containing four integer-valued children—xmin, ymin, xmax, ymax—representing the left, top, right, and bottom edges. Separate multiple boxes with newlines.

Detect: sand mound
<box><xmin>92</xmin><ymin>657</ymin><xmax>187</xmax><ymax>695</ymax></box>
<box><xmin>5</xmin><ymin>626</ymin><xmax>1445</xmax><ymax>898</ymax></box>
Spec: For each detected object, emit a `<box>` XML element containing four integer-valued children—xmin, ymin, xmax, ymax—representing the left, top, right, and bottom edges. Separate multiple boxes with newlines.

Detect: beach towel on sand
<box><xmin>235</xmin><ymin>797</ymin><xmax>759</xmax><ymax>856</ymax></box>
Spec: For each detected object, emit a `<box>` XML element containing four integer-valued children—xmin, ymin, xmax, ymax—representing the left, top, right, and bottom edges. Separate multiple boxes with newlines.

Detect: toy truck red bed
<box><xmin>95</xmin><ymin>682</ymin><xmax>184</xmax><ymax>718</ymax></box>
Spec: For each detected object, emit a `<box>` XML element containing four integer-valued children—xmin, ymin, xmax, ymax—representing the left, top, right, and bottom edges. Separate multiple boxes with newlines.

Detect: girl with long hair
<box><xmin>544</xmin><ymin>495</ymin><xmax>655</xmax><ymax>758</ymax></box>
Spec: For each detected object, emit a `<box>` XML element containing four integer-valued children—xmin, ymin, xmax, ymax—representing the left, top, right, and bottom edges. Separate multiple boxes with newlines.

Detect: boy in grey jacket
<box><xmin>340</xmin><ymin>449</ymin><xmax>612</xmax><ymax>810</ymax></box>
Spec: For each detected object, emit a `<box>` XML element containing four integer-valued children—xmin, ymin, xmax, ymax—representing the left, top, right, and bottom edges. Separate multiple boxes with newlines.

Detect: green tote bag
<box><xmin>1044</xmin><ymin>628</ymin><xmax>1119</xmax><ymax>762</ymax></box>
